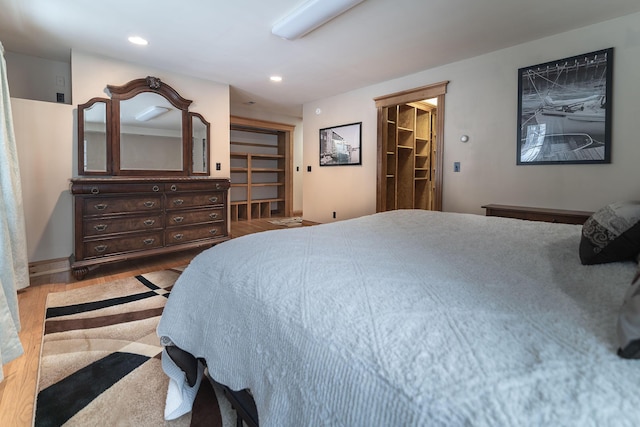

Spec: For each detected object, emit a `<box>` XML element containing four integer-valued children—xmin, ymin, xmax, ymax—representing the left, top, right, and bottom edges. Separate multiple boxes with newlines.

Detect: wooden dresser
<box><xmin>482</xmin><ymin>204</ymin><xmax>593</xmax><ymax>225</ymax></box>
<box><xmin>70</xmin><ymin>177</ymin><xmax>229</xmax><ymax>279</ymax></box>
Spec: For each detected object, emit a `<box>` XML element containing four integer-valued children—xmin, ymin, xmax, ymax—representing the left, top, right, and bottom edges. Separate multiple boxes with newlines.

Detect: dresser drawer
<box><xmin>82</xmin><ymin>195</ymin><xmax>163</xmax><ymax>216</ymax></box>
<box><xmin>165</xmin><ymin>223</ymin><xmax>225</xmax><ymax>245</ymax></box>
<box><xmin>166</xmin><ymin>208</ymin><xmax>224</xmax><ymax>227</ymax></box>
<box><xmin>83</xmin><ymin>232</ymin><xmax>163</xmax><ymax>259</ymax></box>
<box><xmin>84</xmin><ymin>214</ymin><xmax>163</xmax><ymax>237</ymax></box>
<box><xmin>165</xmin><ymin>181</ymin><xmax>228</xmax><ymax>192</ymax></box>
<box><xmin>166</xmin><ymin>192</ymin><xmax>225</xmax><ymax>210</ymax></box>
<box><xmin>73</xmin><ymin>182</ymin><xmax>164</xmax><ymax>195</ymax></box>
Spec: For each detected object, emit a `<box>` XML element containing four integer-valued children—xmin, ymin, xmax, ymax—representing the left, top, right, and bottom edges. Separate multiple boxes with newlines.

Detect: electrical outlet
<box><xmin>296</xmin><ymin>166</ymin><xmax>300</xmax><ymax>172</ymax></box>
<box><xmin>454</xmin><ymin>162</ymin><xmax>461</xmax><ymax>172</ymax></box>
<box><xmin>215</xmin><ymin>162</ymin><xmax>221</xmax><ymax>171</ymax></box>
<box><xmin>333</xmin><ymin>211</ymin><xmax>336</xmax><ymax>219</ymax></box>
<box><xmin>307</xmin><ymin>166</ymin><xmax>312</xmax><ymax>172</ymax></box>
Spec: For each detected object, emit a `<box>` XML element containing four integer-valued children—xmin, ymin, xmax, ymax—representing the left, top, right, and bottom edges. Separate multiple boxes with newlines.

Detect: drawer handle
<box><xmin>173</xmin><ymin>216</ymin><xmax>184</xmax><ymax>223</ymax></box>
<box><xmin>152</xmin><ymin>185</ymin><xmax>160</xmax><ymax>192</ymax></box>
<box><xmin>94</xmin><ymin>203</ymin><xmax>108</xmax><ymax>211</ymax></box>
<box><xmin>209</xmin><ymin>213</ymin><xmax>218</xmax><ymax>219</ymax></box>
<box><xmin>94</xmin><ymin>244</ymin><xmax>108</xmax><ymax>253</ymax></box>
<box><xmin>143</xmin><ymin>238</ymin><xmax>155</xmax><ymax>245</ymax></box>
<box><xmin>170</xmin><ymin>185</ymin><xmax>177</xmax><ymax>192</ymax></box>
<box><xmin>93</xmin><ymin>224</ymin><xmax>108</xmax><ymax>232</ymax></box>
<box><xmin>173</xmin><ymin>199</ymin><xmax>184</xmax><ymax>206</ymax></box>
<box><xmin>209</xmin><ymin>196</ymin><xmax>218</xmax><ymax>203</ymax></box>
<box><xmin>143</xmin><ymin>201</ymin><xmax>156</xmax><ymax>208</ymax></box>
<box><xmin>143</xmin><ymin>219</ymin><xmax>156</xmax><ymax>226</ymax></box>
<box><xmin>91</xmin><ymin>187</ymin><xmax>100</xmax><ymax>194</ymax></box>
<box><xmin>173</xmin><ymin>233</ymin><xmax>184</xmax><ymax>240</ymax></box>
<box><xmin>209</xmin><ymin>229</ymin><xmax>218</xmax><ymax>235</ymax></box>
<box><xmin>215</xmin><ymin>183</ymin><xmax>221</xmax><ymax>189</ymax></box>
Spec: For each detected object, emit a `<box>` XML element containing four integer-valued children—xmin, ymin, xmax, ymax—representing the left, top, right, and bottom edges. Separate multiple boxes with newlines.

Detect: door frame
<box><xmin>374</xmin><ymin>81</ymin><xmax>449</xmax><ymax>212</ymax></box>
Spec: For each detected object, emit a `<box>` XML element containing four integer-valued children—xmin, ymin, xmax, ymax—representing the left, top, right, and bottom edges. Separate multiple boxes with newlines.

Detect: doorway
<box><xmin>374</xmin><ymin>81</ymin><xmax>448</xmax><ymax>212</ymax></box>
<box><xmin>229</xmin><ymin>116</ymin><xmax>294</xmax><ymax>221</ymax></box>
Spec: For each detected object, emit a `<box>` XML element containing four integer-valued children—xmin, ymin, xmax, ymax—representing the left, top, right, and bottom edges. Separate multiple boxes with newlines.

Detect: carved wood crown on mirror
<box><xmin>77</xmin><ymin>76</ymin><xmax>211</xmax><ymax>177</ymax></box>
<box><xmin>71</xmin><ymin>77</ymin><xmax>228</xmax><ymax>279</ymax></box>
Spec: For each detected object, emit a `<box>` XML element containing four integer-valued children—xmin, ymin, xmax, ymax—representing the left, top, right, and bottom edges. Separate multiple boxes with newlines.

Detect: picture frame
<box><xmin>516</xmin><ymin>47</ymin><xmax>613</xmax><ymax>165</ymax></box>
<box><xmin>319</xmin><ymin>122</ymin><xmax>362</xmax><ymax>166</ymax></box>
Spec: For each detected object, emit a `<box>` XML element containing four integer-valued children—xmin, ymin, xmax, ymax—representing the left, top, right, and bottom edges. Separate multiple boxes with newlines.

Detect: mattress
<box><xmin>158</xmin><ymin>210</ymin><xmax>640</xmax><ymax>426</ymax></box>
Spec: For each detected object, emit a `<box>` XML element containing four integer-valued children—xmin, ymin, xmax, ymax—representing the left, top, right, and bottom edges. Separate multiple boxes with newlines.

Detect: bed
<box><xmin>157</xmin><ymin>208</ymin><xmax>640</xmax><ymax>426</ymax></box>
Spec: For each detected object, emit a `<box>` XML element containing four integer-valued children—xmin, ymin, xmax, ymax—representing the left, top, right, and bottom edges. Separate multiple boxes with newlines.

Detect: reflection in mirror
<box><xmin>119</xmin><ymin>92</ymin><xmax>183</xmax><ymax>171</ymax></box>
<box><xmin>191</xmin><ymin>113</ymin><xmax>209</xmax><ymax>174</ymax></box>
<box><xmin>82</xmin><ymin>100</ymin><xmax>108</xmax><ymax>173</ymax></box>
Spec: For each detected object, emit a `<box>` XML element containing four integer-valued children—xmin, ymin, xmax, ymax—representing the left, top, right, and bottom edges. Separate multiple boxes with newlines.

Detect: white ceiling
<box><xmin>1</xmin><ymin>0</ymin><xmax>639</xmax><ymax>118</ymax></box>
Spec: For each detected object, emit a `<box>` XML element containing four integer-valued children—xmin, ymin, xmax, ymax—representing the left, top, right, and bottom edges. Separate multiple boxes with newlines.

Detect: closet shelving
<box><xmin>382</xmin><ymin>102</ymin><xmax>436</xmax><ymax>211</ymax></box>
<box><xmin>229</xmin><ymin>116</ymin><xmax>293</xmax><ymax>222</ymax></box>
<box><xmin>230</xmin><ymin>151</ymin><xmax>286</xmax><ymax>221</ymax></box>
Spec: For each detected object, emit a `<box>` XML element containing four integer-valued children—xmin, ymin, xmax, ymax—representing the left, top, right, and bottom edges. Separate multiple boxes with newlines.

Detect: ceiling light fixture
<box><xmin>135</xmin><ymin>106</ymin><xmax>169</xmax><ymax>122</ymax></box>
<box><xmin>270</xmin><ymin>75</ymin><xmax>283</xmax><ymax>82</ymax></box>
<box><xmin>128</xmin><ymin>36</ymin><xmax>149</xmax><ymax>46</ymax></box>
<box><xmin>272</xmin><ymin>0</ymin><xmax>365</xmax><ymax>40</ymax></box>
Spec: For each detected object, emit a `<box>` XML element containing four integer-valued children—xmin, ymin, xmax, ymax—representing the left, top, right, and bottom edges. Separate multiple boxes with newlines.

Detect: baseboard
<box><xmin>292</xmin><ymin>210</ymin><xmax>302</xmax><ymax>217</ymax></box>
<box><xmin>29</xmin><ymin>257</ymin><xmax>70</xmax><ymax>278</ymax></box>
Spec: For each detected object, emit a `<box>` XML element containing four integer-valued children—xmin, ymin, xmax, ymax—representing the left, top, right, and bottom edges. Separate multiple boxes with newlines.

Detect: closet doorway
<box><xmin>374</xmin><ymin>81</ymin><xmax>448</xmax><ymax>212</ymax></box>
<box><xmin>229</xmin><ymin>116</ymin><xmax>294</xmax><ymax>221</ymax></box>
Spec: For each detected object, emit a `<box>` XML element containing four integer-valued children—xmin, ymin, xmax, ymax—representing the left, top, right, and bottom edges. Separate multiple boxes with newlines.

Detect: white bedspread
<box><xmin>158</xmin><ymin>210</ymin><xmax>640</xmax><ymax>426</ymax></box>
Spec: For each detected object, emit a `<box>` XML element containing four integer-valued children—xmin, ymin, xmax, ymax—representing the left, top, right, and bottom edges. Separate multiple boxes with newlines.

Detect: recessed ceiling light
<box><xmin>128</xmin><ymin>36</ymin><xmax>148</xmax><ymax>46</ymax></box>
<box><xmin>270</xmin><ymin>76</ymin><xmax>283</xmax><ymax>82</ymax></box>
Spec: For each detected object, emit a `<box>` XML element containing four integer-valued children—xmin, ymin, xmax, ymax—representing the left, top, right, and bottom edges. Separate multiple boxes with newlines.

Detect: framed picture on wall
<box><xmin>319</xmin><ymin>122</ymin><xmax>362</xmax><ymax>166</ymax></box>
<box><xmin>516</xmin><ymin>47</ymin><xmax>613</xmax><ymax>165</ymax></box>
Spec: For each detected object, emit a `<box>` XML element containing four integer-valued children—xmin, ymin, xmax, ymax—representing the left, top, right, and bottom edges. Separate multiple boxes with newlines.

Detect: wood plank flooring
<box><xmin>0</xmin><ymin>218</ymin><xmax>316</xmax><ymax>427</ymax></box>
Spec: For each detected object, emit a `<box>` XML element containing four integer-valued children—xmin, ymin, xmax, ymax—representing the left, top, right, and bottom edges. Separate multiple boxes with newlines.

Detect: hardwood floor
<box><xmin>0</xmin><ymin>218</ymin><xmax>316</xmax><ymax>427</ymax></box>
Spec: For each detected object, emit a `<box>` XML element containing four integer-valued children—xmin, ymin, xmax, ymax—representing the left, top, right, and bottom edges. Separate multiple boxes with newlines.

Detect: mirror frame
<box><xmin>77</xmin><ymin>76</ymin><xmax>211</xmax><ymax>176</ymax></box>
<box><xmin>189</xmin><ymin>112</ymin><xmax>211</xmax><ymax>175</ymax></box>
<box><xmin>78</xmin><ymin>97</ymin><xmax>112</xmax><ymax>176</ymax></box>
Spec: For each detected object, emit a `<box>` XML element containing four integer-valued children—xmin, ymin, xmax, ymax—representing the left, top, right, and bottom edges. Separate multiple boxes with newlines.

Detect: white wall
<box><xmin>5</xmin><ymin>51</ymin><xmax>71</xmax><ymax>104</ymax></box>
<box><xmin>302</xmin><ymin>91</ymin><xmax>378</xmax><ymax>223</ymax></box>
<box><xmin>12</xmin><ymin>50</ymin><xmax>230</xmax><ymax>263</ymax></box>
<box><xmin>302</xmin><ymin>12</ymin><xmax>640</xmax><ymax>223</ymax></box>
<box><xmin>11</xmin><ymin>99</ymin><xmax>74</xmax><ymax>262</ymax></box>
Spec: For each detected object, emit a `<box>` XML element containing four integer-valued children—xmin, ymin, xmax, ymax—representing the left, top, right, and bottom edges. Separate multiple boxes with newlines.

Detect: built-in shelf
<box><xmin>380</xmin><ymin>102</ymin><xmax>436</xmax><ymax>211</ymax></box>
<box><xmin>229</xmin><ymin>117</ymin><xmax>294</xmax><ymax>222</ymax></box>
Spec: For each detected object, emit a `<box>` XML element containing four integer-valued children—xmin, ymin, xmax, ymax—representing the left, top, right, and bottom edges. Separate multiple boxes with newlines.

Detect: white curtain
<box><xmin>0</xmin><ymin>41</ymin><xmax>27</xmax><ymax>382</ymax></box>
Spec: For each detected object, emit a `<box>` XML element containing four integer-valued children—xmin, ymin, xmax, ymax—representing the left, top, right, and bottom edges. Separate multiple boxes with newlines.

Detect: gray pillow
<box><xmin>617</xmin><ymin>265</ymin><xmax>640</xmax><ymax>359</ymax></box>
<box><xmin>579</xmin><ymin>201</ymin><xmax>640</xmax><ymax>265</ymax></box>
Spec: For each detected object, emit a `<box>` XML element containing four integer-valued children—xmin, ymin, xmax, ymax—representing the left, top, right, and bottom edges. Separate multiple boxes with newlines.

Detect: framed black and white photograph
<box><xmin>319</xmin><ymin>122</ymin><xmax>362</xmax><ymax>166</ymax></box>
<box><xmin>517</xmin><ymin>48</ymin><xmax>613</xmax><ymax>165</ymax></box>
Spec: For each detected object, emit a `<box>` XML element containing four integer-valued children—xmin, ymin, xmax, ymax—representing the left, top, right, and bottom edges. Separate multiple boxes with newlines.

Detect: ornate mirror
<box><xmin>77</xmin><ymin>76</ymin><xmax>211</xmax><ymax>176</ymax></box>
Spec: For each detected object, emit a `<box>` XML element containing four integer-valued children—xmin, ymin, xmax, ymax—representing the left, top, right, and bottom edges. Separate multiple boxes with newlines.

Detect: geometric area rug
<box><xmin>33</xmin><ymin>268</ymin><xmax>235</xmax><ymax>427</ymax></box>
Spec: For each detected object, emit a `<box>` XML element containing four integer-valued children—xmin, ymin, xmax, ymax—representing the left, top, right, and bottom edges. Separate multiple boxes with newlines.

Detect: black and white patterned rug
<box><xmin>34</xmin><ymin>268</ymin><xmax>236</xmax><ymax>427</ymax></box>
